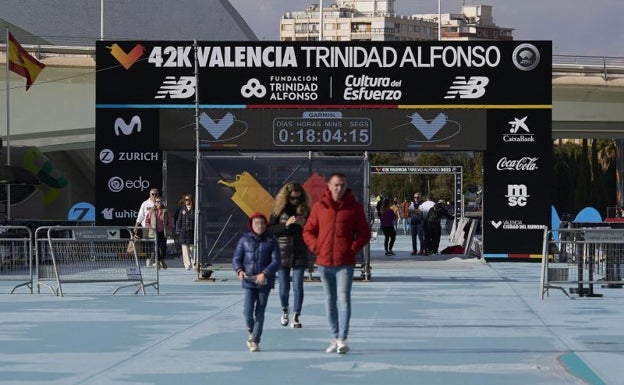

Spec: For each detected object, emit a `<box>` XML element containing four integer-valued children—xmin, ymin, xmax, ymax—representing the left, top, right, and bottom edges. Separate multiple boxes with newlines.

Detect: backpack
<box><xmin>426</xmin><ymin>204</ymin><xmax>442</xmax><ymax>224</ymax></box>
<box><xmin>410</xmin><ymin>210</ymin><xmax>423</xmax><ymax>225</ymax></box>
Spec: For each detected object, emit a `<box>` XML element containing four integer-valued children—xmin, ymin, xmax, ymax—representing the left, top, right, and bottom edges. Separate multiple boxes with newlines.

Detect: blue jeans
<box><xmin>410</xmin><ymin>223</ymin><xmax>425</xmax><ymax>252</ymax></box>
<box><xmin>402</xmin><ymin>218</ymin><xmax>410</xmax><ymax>234</ymax></box>
<box><xmin>243</xmin><ymin>288</ymin><xmax>270</xmax><ymax>343</ymax></box>
<box><xmin>278</xmin><ymin>266</ymin><xmax>305</xmax><ymax>314</ymax></box>
<box><xmin>318</xmin><ymin>265</ymin><xmax>354</xmax><ymax>340</ymax></box>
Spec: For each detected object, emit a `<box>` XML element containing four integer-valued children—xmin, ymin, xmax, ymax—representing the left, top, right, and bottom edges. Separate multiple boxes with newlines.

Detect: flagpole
<box><xmin>5</xmin><ymin>26</ymin><xmax>11</xmax><ymax>222</ymax></box>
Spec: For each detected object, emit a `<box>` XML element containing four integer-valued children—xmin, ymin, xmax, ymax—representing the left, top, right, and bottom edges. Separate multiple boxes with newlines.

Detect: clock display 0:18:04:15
<box><xmin>273</xmin><ymin>120</ymin><xmax>372</xmax><ymax>146</ymax></box>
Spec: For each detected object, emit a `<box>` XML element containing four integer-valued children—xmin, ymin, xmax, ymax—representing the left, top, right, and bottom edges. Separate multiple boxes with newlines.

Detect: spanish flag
<box><xmin>8</xmin><ymin>32</ymin><xmax>45</xmax><ymax>91</ymax></box>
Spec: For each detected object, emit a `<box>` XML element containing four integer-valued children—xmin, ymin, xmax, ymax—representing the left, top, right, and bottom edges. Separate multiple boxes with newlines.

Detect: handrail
<box><xmin>552</xmin><ymin>54</ymin><xmax>624</xmax><ymax>80</ymax></box>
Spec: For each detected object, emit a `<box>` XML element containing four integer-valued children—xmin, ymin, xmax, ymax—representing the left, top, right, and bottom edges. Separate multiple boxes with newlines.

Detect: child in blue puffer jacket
<box><xmin>232</xmin><ymin>212</ymin><xmax>281</xmax><ymax>352</ymax></box>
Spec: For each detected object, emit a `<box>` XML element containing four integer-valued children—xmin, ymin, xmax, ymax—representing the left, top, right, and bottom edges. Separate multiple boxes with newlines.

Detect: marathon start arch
<box><xmin>95</xmin><ymin>41</ymin><xmax>552</xmax><ymax>260</ymax></box>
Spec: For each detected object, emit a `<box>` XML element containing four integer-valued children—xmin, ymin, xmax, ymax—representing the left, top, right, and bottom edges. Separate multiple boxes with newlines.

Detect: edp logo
<box><xmin>108</xmin><ymin>176</ymin><xmax>151</xmax><ymax>192</ymax></box>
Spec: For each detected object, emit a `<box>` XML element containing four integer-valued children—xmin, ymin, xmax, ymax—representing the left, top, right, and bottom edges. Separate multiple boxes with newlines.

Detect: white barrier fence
<box><xmin>540</xmin><ymin>227</ymin><xmax>624</xmax><ymax>299</ymax></box>
<box><xmin>0</xmin><ymin>226</ymin><xmax>33</xmax><ymax>294</ymax></box>
<box><xmin>35</xmin><ymin>226</ymin><xmax>160</xmax><ymax>297</ymax></box>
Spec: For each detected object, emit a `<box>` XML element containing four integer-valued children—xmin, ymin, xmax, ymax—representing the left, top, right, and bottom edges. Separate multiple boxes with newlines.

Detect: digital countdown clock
<box><xmin>272</xmin><ymin>116</ymin><xmax>372</xmax><ymax>147</ymax></box>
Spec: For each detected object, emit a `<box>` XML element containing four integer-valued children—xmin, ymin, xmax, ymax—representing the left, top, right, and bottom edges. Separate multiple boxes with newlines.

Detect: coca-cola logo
<box><xmin>496</xmin><ymin>157</ymin><xmax>538</xmax><ymax>171</ymax></box>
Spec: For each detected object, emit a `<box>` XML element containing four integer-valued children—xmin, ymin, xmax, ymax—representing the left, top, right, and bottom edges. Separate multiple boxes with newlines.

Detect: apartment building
<box><xmin>279</xmin><ymin>0</ymin><xmax>513</xmax><ymax>41</ymax></box>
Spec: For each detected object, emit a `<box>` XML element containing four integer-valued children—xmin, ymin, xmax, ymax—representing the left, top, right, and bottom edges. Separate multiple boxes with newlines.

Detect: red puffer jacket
<box><xmin>303</xmin><ymin>188</ymin><xmax>371</xmax><ymax>267</ymax></box>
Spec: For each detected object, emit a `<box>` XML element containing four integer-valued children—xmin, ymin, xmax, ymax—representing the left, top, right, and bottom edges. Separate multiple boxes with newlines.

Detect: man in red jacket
<box><xmin>303</xmin><ymin>172</ymin><xmax>371</xmax><ymax>354</ymax></box>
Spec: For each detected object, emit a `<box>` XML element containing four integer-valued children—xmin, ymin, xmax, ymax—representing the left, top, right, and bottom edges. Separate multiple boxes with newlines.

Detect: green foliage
<box><xmin>553</xmin><ymin>139</ymin><xmax>616</xmax><ymax>218</ymax></box>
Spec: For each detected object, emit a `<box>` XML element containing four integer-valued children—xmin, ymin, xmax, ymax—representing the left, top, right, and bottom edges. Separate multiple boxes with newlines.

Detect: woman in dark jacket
<box><xmin>270</xmin><ymin>181</ymin><xmax>311</xmax><ymax>328</ymax></box>
<box><xmin>380</xmin><ymin>198</ymin><xmax>397</xmax><ymax>255</ymax></box>
<box><xmin>175</xmin><ymin>194</ymin><xmax>195</xmax><ymax>270</ymax></box>
<box><xmin>232</xmin><ymin>212</ymin><xmax>280</xmax><ymax>352</ymax></box>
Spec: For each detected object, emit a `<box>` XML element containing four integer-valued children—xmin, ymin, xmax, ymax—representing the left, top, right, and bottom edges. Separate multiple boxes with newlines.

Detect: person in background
<box><xmin>408</xmin><ymin>193</ymin><xmax>424</xmax><ymax>255</ymax></box>
<box><xmin>390</xmin><ymin>197</ymin><xmax>400</xmax><ymax>230</ymax></box>
<box><xmin>400</xmin><ymin>197</ymin><xmax>411</xmax><ymax>235</ymax></box>
<box><xmin>134</xmin><ymin>188</ymin><xmax>159</xmax><ymax>238</ymax></box>
<box><xmin>232</xmin><ymin>212</ymin><xmax>280</xmax><ymax>352</ymax></box>
<box><xmin>303</xmin><ymin>172</ymin><xmax>371</xmax><ymax>354</ymax></box>
<box><xmin>145</xmin><ymin>198</ymin><xmax>172</xmax><ymax>269</ymax></box>
<box><xmin>270</xmin><ymin>181</ymin><xmax>311</xmax><ymax>329</ymax></box>
<box><xmin>425</xmin><ymin>199</ymin><xmax>454</xmax><ymax>255</ymax></box>
<box><xmin>417</xmin><ymin>194</ymin><xmax>436</xmax><ymax>254</ymax></box>
<box><xmin>380</xmin><ymin>198</ymin><xmax>397</xmax><ymax>256</ymax></box>
<box><xmin>175</xmin><ymin>193</ymin><xmax>195</xmax><ymax>271</ymax></box>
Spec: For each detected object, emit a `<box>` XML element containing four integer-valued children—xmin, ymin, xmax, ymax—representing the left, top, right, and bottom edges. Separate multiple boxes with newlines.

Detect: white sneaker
<box><xmin>145</xmin><ymin>258</ymin><xmax>152</xmax><ymax>267</ymax></box>
<box><xmin>325</xmin><ymin>339</ymin><xmax>338</xmax><ymax>353</ymax></box>
<box><xmin>337</xmin><ymin>339</ymin><xmax>349</xmax><ymax>354</ymax></box>
<box><xmin>246</xmin><ymin>331</ymin><xmax>252</xmax><ymax>348</ymax></box>
<box><xmin>291</xmin><ymin>313</ymin><xmax>302</xmax><ymax>328</ymax></box>
<box><xmin>248</xmin><ymin>341</ymin><xmax>259</xmax><ymax>352</ymax></box>
<box><xmin>280</xmin><ymin>309</ymin><xmax>289</xmax><ymax>327</ymax></box>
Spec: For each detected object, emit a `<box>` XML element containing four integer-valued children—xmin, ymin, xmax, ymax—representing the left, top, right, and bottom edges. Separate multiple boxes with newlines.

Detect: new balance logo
<box><xmin>155</xmin><ymin>76</ymin><xmax>196</xmax><ymax>99</ymax></box>
<box><xmin>444</xmin><ymin>76</ymin><xmax>489</xmax><ymax>99</ymax></box>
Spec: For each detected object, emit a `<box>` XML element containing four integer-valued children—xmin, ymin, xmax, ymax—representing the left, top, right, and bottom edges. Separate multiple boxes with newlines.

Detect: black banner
<box><xmin>95</xmin><ymin>109</ymin><xmax>162</xmax><ymax>225</ymax></box>
<box><xmin>96</xmin><ymin>41</ymin><xmax>551</xmax><ymax>106</ymax></box>
<box><xmin>158</xmin><ymin>109</ymin><xmax>486</xmax><ymax>151</ymax></box>
<box><xmin>95</xmin><ymin>40</ymin><xmax>552</xmax><ymax>258</ymax></box>
<box><xmin>483</xmin><ymin>109</ymin><xmax>552</xmax><ymax>257</ymax></box>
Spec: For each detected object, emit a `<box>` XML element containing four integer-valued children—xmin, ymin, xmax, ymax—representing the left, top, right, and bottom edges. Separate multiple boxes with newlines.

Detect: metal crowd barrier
<box><xmin>447</xmin><ymin>217</ymin><xmax>480</xmax><ymax>257</ymax></box>
<box><xmin>35</xmin><ymin>226</ymin><xmax>160</xmax><ymax>297</ymax></box>
<box><xmin>540</xmin><ymin>227</ymin><xmax>624</xmax><ymax>299</ymax></box>
<box><xmin>0</xmin><ymin>226</ymin><xmax>34</xmax><ymax>294</ymax></box>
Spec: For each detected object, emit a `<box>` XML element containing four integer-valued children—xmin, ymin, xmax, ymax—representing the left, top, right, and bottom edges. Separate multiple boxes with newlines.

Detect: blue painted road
<box><xmin>1</xmin><ymin>233</ymin><xmax>622</xmax><ymax>385</ymax></box>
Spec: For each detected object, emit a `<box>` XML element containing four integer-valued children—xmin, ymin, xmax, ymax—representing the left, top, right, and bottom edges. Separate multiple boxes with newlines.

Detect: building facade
<box><xmin>279</xmin><ymin>1</ymin><xmax>513</xmax><ymax>41</ymax></box>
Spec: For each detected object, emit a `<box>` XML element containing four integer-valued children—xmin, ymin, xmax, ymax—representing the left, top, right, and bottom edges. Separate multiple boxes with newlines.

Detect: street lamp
<box><xmin>319</xmin><ymin>0</ymin><xmax>323</xmax><ymax>41</ymax></box>
<box><xmin>438</xmin><ymin>0</ymin><xmax>441</xmax><ymax>40</ymax></box>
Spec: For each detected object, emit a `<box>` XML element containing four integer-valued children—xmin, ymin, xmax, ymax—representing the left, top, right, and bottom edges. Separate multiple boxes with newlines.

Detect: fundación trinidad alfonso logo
<box><xmin>108</xmin><ymin>43</ymin><xmax>145</xmax><ymax>70</ymax></box>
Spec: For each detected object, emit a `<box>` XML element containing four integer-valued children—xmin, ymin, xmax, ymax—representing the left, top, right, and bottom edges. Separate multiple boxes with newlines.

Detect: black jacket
<box><xmin>270</xmin><ymin>206</ymin><xmax>309</xmax><ymax>268</ymax></box>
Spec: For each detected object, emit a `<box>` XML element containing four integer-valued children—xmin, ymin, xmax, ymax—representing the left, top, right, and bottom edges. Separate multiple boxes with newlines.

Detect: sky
<box><xmin>228</xmin><ymin>0</ymin><xmax>624</xmax><ymax>57</ymax></box>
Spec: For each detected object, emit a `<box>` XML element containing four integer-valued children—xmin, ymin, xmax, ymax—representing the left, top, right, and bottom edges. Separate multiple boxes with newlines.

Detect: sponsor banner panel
<box><xmin>96</xmin><ymin>41</ymin><xmax>551</xmax><ymax>106</ymax></box>
<box><xmin>95</xmin><ymin>109</ymin><xmax>162</xmax><ymax>225</ymax></box>
<box><xmin>95</xmin><ymin>167</ymin><xmax>162</xmax><ymax>225</ymax></box>
<box><xmin>159</xmin><ymin>109</ymin><xmax>486</xmax><ymax>151</ymax></box>
<box><xmin>483</xmin><ymin>109</ymin><xmax>551</xmax><ymax>254</ymax></box>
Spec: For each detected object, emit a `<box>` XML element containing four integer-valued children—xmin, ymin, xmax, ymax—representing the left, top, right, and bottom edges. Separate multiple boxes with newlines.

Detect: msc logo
<box><xmin>444</xmin><ymin>76</ymin><xmax>489</xmax><ymax>99</ymax></box>
<box><xmin>241</xmin><ymin>78</ymin><xmax>267</xmax><ymax>98</ymax></box>
<box><xmin>115</xmin><ymin>115</ymin><xmax>142</xmax><ymax>136</ymax></box>
<box><xmin>108</xmin><ymin>43</ymin><xmax>145</xmax><ymax>70</ymax></box>
<box><xmin>155</xmin><ymin>76</ymin><xmax>196</xmax><ymax>99</ymax></box>
<box><xmin>506</xmin><ymin>184</ymin><xmax>529</xmax><ymax>207</ymax></box>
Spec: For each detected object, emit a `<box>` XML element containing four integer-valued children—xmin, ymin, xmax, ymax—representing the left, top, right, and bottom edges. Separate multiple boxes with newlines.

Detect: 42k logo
<box><xmin>108</xmin><ymin>43</ymin><xmax>145</xmax><ymax>70</ymax></box>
